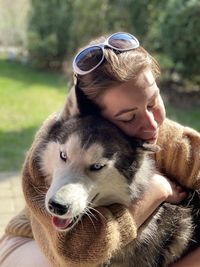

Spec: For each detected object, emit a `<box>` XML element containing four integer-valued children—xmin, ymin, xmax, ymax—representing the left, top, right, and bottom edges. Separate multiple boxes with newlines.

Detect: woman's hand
<box><xmin>128</xmin><ymin>173</ymin><xmax>187</xmax><ymax>228</ymax></box>
<box><xmin>153</xmin><ymin>174</ymin><xmax>188</xmax><ymax>204</ymax></box>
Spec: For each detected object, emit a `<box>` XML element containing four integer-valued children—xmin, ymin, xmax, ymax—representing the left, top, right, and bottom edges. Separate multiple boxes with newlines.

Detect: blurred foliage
<box><xmin>28</xmin><ymin>0</ymin><xmax>73</xmax><ymax>69</ymax></box>
<box><xmin>159</xmin><ymin>0</ymin><xmax>200</xmax><ymax>77</ymax></box>
<box><xmin>68</xmin><ymin>0</ymin><xmax>128</xmax><ymax>52</ymax></box>
<box><xmin>1</xmin><ymin>0</ymin><xmax>200</xmax><ymax>82</ymax></box>
<box><xmin>27</xmin><ymin>0</ymin><xmax>200</xmax><ymax>81</ymax></box>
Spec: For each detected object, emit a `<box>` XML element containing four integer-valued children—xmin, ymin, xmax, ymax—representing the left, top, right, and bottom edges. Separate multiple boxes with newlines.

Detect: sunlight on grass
<box><xmin>0</xmin><ymin>85</ymin><xmax>66</xmax><ymax>130</ymax></box>
<box><xmin>0</xmin><ymin>60</ymin><xmax>68</xmax><ymax>131</ymax></box>
<box><xmin>0</xmin><ymin>59</ymin><xmax>68</xmax><ymax>171</ymax></box>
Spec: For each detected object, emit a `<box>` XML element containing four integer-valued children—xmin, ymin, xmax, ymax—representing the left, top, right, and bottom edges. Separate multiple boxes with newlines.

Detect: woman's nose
<box><xmin>143</xmin><ymin>110</ymin><xmax>158</xmax><ymax>131</ymax></box>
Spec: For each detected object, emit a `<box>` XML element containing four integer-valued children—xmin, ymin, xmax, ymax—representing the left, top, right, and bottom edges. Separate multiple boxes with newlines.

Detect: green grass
<box><xmin>0</xmin><ymin>59</ymin><xmax>199</xmax><ymax>172</ymax></box>
<box><xmin>166</xmin><ymin>104</ymin><xmax>200</xmax><ymax>132</ymax></box>
<box><xmin>0</xmin><ymin>59</ymin><xmax>68</xmax><ymax>171</ymax></box>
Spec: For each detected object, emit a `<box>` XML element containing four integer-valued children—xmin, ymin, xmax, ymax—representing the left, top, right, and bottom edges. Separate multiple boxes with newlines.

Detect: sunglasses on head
<box><xmin>72</xmin><ymin>32</ymin><xmax>140</xmax><ymax>75</ymax></box>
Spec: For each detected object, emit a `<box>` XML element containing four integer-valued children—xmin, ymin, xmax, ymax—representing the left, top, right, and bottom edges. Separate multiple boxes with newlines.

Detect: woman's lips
<box><xmin>143</xmin><ymin>132</ymin><xmax>158</xmax><ymax>143</ymax></box>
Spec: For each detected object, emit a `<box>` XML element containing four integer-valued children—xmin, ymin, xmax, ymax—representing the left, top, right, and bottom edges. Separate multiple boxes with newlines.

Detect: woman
<box><xmin>0</xmin><ymin>32</ymin><xmax>200</xmax><ymax>267</ymax></box>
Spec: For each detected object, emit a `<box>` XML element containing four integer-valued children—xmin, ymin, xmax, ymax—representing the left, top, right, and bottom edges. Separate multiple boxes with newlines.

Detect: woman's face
<box><xmin>98</xmin><ymin>68</ymin><xmax>166</xmax><ymax>144</ymax></box>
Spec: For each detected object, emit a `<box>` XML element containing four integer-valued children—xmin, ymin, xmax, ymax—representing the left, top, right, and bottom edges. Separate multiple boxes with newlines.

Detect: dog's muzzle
<box><xmin>46</xmin><ymin>181</ymin><xmax>89</xmax><ymax>231</ymax></box>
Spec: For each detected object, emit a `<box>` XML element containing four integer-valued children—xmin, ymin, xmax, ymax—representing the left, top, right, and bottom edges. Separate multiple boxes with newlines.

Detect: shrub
<box><xmin>27</xmin><ymin>0</ymin><xmax>73</xmax><ymax>69</ymax></box>
<box><xmin>159</xmin><ymin>0</ymin><xmax>200</xmax><ymax>77</ymax></box>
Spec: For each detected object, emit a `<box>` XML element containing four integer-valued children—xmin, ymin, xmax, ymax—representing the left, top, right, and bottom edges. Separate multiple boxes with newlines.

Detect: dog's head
<box><xmin>39</xmin><ymin>115</ymin><xmax>158</xmax><ymax>231</ymax></box>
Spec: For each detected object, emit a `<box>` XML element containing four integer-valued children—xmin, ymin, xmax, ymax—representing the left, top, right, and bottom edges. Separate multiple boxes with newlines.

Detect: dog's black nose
<box><xmin>48</xmin><ymin>198</ymin><xmax>69</xmax><ymax>215</ymax></box>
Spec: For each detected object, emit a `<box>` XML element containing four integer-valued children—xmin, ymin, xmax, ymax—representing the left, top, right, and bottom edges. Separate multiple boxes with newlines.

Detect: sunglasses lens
<box><xmin>108</xmin><ymin>33</ymin><xmax>139</xmax><ymax>50</ymax></box>
<box><xmin>75</xmin><ymin>46</ymin><xmax>103</xmax><ymax>72</ymax></box>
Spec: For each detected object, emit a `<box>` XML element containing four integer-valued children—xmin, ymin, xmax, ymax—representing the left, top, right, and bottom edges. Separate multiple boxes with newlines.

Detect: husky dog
<box><xmin>40</xmin><ymin>115</ymin><xmax>200</xmax><ymax>267</ymax></box>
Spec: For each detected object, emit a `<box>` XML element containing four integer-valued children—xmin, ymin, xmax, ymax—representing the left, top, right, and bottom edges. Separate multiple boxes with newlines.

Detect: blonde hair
<box><xmin>76</xmin><ymin>34</ymin><xmax>160</xmax><ymax>101</ymax></box>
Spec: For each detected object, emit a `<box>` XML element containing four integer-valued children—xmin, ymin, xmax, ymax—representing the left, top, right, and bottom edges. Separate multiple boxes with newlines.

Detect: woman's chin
<box><xmin>143</xmin><ymin>135</ymin><xmax>158</xmax><ymax>144</ymax></box>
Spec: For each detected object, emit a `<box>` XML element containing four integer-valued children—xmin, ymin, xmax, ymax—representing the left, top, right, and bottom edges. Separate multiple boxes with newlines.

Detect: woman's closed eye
<box><xmin>147</xmin><ymin>96</ymin><xmax>158</xmax><ymax>110</ymax></box>
<box><xmin>119</xmin><ymin>114</ymin><xmax>136</xmax><ymax>123</ymax></box>
<box><xmin>147</xmin><ymin>104</ymin><xmax>155</xmax><ymax>110</ymax></box>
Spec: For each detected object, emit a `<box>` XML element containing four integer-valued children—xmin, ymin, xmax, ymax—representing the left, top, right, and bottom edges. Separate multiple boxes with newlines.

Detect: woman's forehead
<box><xmin>135</xmin><ymin>68</ymin><xmax>156</xmax><ymax>89</ymax></box>
<box><xmin>99</xmin><ymin>69</ymin><xmax>157</xmax><ymax>106</ymax></box>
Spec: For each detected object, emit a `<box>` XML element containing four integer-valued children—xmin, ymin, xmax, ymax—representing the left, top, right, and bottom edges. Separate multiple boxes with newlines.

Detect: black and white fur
<box><xmin>40</xmin><ymin>115</ymin><xmax>200</xmax><ymax>267</ymax></box>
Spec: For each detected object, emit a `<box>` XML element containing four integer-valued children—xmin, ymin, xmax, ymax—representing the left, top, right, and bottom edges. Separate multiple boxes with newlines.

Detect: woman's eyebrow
<box><xmin>114</xmin><ymin>107</ymin><xmax>137</xmax><ymax>118</ymax></box>
<box><xmin>149</xmin><ymin>88</ymin><xmax>160</xmax><ymax>101</ymax></box>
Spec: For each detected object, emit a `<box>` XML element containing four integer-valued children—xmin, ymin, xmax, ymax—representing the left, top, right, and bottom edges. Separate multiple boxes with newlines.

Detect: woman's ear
<box><xmin>75</xmin><ymin>78</ymin><xmax>101</xmax><ymax>116</ymax></box>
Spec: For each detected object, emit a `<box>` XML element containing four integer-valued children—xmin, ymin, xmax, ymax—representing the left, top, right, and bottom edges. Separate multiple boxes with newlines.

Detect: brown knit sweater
<box><xmin>5</xmin><ymin>88</ymin><xmax>200</xmax><ymax>267</ymax></box>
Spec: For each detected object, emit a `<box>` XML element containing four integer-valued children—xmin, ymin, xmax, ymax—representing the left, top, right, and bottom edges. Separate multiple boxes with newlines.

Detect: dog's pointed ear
<box><xmin>57</xmin><ymin>75</ymin><xmax>101</xmax><ymax>121</ymax></box>
<box><xmin>57</xmin><ymin>86</ymin><xmax>79</xmax><ymax>121</ymax></box>
<box><xmin>75</xmin><ymin>77</ymin><xmax>101</xmax><ymax>116</ymax></box>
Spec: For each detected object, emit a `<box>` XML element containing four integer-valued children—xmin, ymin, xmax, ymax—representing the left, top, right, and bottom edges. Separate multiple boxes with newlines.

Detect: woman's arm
<box><xmin>129</xmin><ymin>173</ymin><xmax>187</xmax><ymax>228</ymax></box>
<box><xmin>156</xmin><ymin>118</ymin><xmax>200</xmax><ymax>190</ymax></box>
<box><xmin>155</xmin><ymin>119</ymin><xmax>200</xmax><ymax>266</ymax></box>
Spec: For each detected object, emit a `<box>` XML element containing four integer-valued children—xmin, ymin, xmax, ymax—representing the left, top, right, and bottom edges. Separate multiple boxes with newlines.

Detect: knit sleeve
<box><xmin>5</xmin><ymin>208</ymin><xmax>33</xmax><ymax>238</ymax></box>
<box><xmin>29</xmin><ymin>204</ymin><xmax>136</xmax><ymax>267</ymax></box>
<box><xmin>155</xmin><ymin>118</ymin><xmax>200</xmax><ymax>190</ymax></box>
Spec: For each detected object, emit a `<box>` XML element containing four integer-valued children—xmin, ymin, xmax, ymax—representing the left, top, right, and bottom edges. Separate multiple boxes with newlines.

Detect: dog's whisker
<box><xmin>34</xmin><ymin>191</ymin><xmax>47</xmax><ymax>198</ymax></box>
<box><xmin>79</xmin><ymin>215</ymin><xmax>84</xmax><ymax>230</ymax></box>
<box><xmin>186</xmin><ymin>191</ymin><xmax>196</xmax><ymax>207</ymax></box>
<box><xmin>32</xmin><ymin>195</ymin><xmax>45</xmax><ymax>200</ymax></box>
<box><xmin>31</xmin><ymin>193</ymin><xmax>45</xmax><ymax>199</ymax></box>
<box><xmin>29</xmin><ymin>181</ymin><xmax>48</xmax><ymax>195</ymax></box>
<box><xmin>83</xmin><ymin>209</ymin><xmax>97</xmax><ymax>231</ymax></box>
<box><xmin>32</xmin><ymin>197</ymin><xmax>45</xmax><ymax>204</ymax></box>
<box><xmin>85</xmin><ymin>207</ymin><xmax>98</xmax><ymax>221</ymax></box>
<box><xmin>88</xmin><ymin>207</ymin><xmax>106</xmax><ymax>221</ymax></box>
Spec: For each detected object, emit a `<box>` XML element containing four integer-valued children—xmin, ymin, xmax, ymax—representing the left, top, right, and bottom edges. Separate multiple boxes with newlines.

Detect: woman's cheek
<box><xmin>155</xmin><ymin>97</ymin><xmax>166</xmax><ymax>125</ymax></box>
<box><xmin>115</xmin><ymin>121</ymin><xmax>138</xmax><ymax>137</ymax></box>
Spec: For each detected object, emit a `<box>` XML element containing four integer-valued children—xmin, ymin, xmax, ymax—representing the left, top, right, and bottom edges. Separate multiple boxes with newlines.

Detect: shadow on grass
<box><xmin>0</xmin><ymin>126</ymin><xmax>39</xmax><ymax>175</ymax></box>
<box><xmin>0</xmin><ymin>59</ymin><xmax>70</xmax><ymax>92</ymax></box>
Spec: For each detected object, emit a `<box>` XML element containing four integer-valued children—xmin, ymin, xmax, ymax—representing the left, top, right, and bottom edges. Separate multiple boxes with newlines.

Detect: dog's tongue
<box><xmin>52</xmin><ymin>216</ymin><xmax>72</xmax><ymax>229</ymax></box>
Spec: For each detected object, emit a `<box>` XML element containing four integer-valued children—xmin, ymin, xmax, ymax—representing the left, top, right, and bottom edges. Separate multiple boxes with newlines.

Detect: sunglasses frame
<box><xmin>73</xmin><ymin>32</ymin><xmax>140</xmax><ymax>75</ymax></box>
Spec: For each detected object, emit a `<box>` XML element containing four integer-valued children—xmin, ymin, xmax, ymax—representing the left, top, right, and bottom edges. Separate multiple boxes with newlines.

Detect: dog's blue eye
<box><xmin>60</xmin><ymin>151</ymin><xmax>67</xmax><ymax>162</ymax></box>
<box><xmin>90</xmin><ymin>163</ymin><xmax>105</xmax><ymax>171</ymax></box>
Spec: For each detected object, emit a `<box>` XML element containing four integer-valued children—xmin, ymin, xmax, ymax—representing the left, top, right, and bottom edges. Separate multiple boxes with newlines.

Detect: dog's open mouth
<box><xmin>52</xmin><ymin>216</ymin><xmax>78</xmax><ymax>230</ymax></box>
